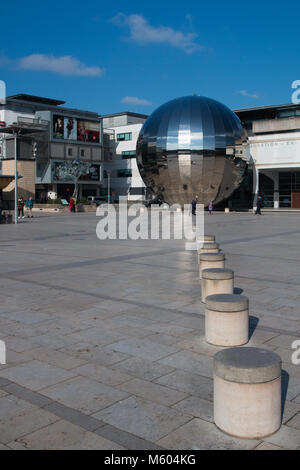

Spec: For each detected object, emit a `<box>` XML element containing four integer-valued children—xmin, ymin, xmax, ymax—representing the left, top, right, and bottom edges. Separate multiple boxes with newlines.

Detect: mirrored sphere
<box><xmin>136</xmin><ymin>95</ymin><xmax>248</xmax><ymax>207</ymax></box>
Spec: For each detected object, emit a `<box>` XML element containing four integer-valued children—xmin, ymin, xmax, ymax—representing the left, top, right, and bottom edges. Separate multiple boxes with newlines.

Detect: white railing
<box><xmin>17</xmin><ymin>116</ymin><xmax>49</xmax><ymax>127</ymax></box>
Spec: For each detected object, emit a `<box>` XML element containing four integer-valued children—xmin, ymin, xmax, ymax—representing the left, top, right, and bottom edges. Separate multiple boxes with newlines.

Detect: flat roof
<box><xmin>8</xmin><ymin>94</ymin><xmax>65</xmax><ymax>106</ymax></box>
<box><xmin>101</xmin><ymin>111</ymin><xmax>148</xmax><ymax>119</ymax></box>
<box><xmin>6</xmin><ymin>94</ymin><xmax>100</xmax><ymax>118</ymax></box>
<box><xmin>234</xmin><ymin>103</ymin><xmax>300</xmax><ymax>113</ymax></box>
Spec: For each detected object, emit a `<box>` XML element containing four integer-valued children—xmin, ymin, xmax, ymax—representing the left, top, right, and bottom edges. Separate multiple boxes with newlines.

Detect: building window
<box><xmin>80</xmin><ymin>149</ymin><xmax>85</xmax><ymax>157</ymax></box>
<box><xmin>117</xmin><ymin>132</ymin><xmax>132</xmax><ymax>141</ymax></box>
<box><xmin>67</xmin><ymin>148</ymin><xmax>73</xmax><ymax>156</ymax></box>
<box><xmin>117</xmin><ymin>169</ymin><xmax>132</xmax><ymax>178</ymax></box>
<box><xmin>278</xmin><ymin>110</ymin><xmax>300</xmax><ymax>118</ymax></box>
<box><xmin>130</xmin><ymin>187</ymin><xmax>145</xmax><ymax>195</ymax></box>
<box><xmin>121</xmin><ymin>150</ymin><xmax>136</xmax><ymax>159</ymax></box>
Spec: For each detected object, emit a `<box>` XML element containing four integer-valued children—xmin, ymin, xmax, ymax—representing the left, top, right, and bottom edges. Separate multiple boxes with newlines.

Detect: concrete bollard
<box><xmin>205</xmin><ymin>294</ymin><xmax>249</xmax><ymax>346</ymax></box>
<box><xmin>214</xmin><ymin>347</ymin><xmax>282</xmax><ymax>438</ymax></box>
<box><xmin>201</xmin><ymin>268</ymin><xmax>234</xmax><ymax>303</ymax></box>
<box><xmin>197</xmin><ymin>243</ymin><xmax>219</xmax><ymax>264</ymax></box>
<box><xmin>199</xmin><ymin>252</ymin><xmax>225</xmax><ymax>279</ymax></box>
<box><xmin>197</xmin><ymin>234</ymin><xmax>216</xmax><ymax>243</ymax></box>
<box><xmin>196</xmin><ymin>235</ymin><xmax>216</xmax><ymax>252</ymax></box>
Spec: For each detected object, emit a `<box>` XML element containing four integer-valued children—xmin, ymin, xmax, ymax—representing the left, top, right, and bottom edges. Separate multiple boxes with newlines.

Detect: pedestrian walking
<box><xmin>25</xmin><ymin>196</ymin><xmax>34</xmax><ymax>218</ymax></box>
<box><xmin>255</xmin><ymin>193</ymin><xmax>263</xmax><ymax>215</ymax></box>
<box><xmin>18</xmin><ymin>197</ymin><xmax>25</xmax><ymax>219</ymax></box>
<box><xmin>208</xmin><ymin>200</ymin><xmax>213</xmax><ymax>215</ymax></box>
<box><xmin>191</xmin><ymin>195</ymin><xmax>198</xmax><ymax>215</ymax></box>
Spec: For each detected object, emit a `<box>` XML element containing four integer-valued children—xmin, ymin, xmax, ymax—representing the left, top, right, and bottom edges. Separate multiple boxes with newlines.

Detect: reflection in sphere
<box><xmin>136</xmin><ymin>95</ymin><xmax>248</xmax><ymax>207</ymax></box>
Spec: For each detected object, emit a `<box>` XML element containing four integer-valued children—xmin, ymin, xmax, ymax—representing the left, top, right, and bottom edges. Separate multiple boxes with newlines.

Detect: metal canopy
<box><xmin>0</xmin><ymin>124</ymin><xmax>47</xmax><ymax>136</ymax></box>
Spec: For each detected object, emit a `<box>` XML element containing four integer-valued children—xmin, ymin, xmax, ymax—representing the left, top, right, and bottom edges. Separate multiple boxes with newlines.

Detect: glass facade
<box><xmin>117</xmin><ymin>132</ymin><xmax>132</xmax><ymax>141</ymax></box>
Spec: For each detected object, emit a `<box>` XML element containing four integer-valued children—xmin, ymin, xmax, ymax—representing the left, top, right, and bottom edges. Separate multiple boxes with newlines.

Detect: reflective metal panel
<box><xmin>136</xmin><ymin>96</ymin><xmax>248</xmax><ymax>207</ymax></box>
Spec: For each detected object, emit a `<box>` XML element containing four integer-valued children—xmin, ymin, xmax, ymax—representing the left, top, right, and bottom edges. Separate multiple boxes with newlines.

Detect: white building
<box><xmin>231</xmin><ymin>103</ymin><xmax>300</xmax><ymax>209</ymax></box>
<box><xmin>102</xmin><ymin>112</ymin><xmax>147</xmax><ymax>201</ymax></box>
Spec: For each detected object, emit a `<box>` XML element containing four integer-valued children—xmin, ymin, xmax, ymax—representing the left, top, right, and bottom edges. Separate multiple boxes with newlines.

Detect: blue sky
<box><xmin>0</xmin><ymin>0</ymin><xmax>299</xmax><ymax>115</ymax></box>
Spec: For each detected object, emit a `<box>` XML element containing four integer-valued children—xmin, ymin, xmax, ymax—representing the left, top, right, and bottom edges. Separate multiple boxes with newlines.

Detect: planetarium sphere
<box><xmin>136</xmin><ymin>95</ymin><xmax>248</xmax><ymax>207</ymax></box>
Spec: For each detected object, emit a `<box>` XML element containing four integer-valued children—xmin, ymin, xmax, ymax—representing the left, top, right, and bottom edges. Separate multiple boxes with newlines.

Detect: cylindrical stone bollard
<box><xmin>199</xmin><ymin>252</ymin><xmax>225</xmax><ymax>279</ymax></box>
<box><xmin>214</xmin><ymin>347</ymin><xmax>282</xmax><ymax>438</ymax></box>
<box><xmin>198</xmin><ymin>243</ymin><xmax>219</xmax><ymax>264</ymax></box>
<box><xmin>201</xmin><ymin>268</ymin><xmax>234</xmax><ymax>303</ymax></box>
<box><xmin>197</xmin><ymin>234</ymin><xmax>216</xmax><ymax>244</ymax></box>
<box><xmin>205</xmin><ymin>294</ymin><xmax>249</xmax><ymax>346</ymax></box>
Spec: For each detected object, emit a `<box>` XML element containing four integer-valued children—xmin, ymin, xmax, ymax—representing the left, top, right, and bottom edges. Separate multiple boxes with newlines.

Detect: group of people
<box><xmin>17</xmin><ymin>197</ymin><xmax>34</xmax><ymax>219</ymax></box>
<box><xmin>191</xmin><ymin>196</ymin><xmax>213</xmax><ymax>215</ymax></box>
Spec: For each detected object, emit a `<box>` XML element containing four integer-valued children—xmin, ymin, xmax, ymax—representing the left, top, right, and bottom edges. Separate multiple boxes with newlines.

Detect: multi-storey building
<box><xmin>102</xmin><ymin>112</ymin><xmax>147</xmax><ymax>201</ymax></box>
<box><xmin>0</xmin><ymin>94</ymin><xmax>103</xmax><ymax>203</ymax></box>
<box><xmin>233</xmin><ymin>103</ymin><xmax>300</xmax><ymax>209</ymax></box>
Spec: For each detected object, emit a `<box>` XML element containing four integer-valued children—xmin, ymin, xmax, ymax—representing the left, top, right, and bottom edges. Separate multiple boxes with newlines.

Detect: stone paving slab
<box><xmin>1</xmin><ymin>212</ymin><xmax>300</xmax><ymax>449</ymax></box>
<box><xmin>93</xmin><ymin>396</ymin><xmax>192</xmax><ymax>442</ymax></box>
<box><xmin>0</xmin><ymin>360</ymin><xmax>76</xmax><ymax>391</ymax></box>
<box><xmin>111</xmin><ymin>356</ymin><xmax>176</xmax><ymax>381</ymax></box>
<box><xmin>7</xmin><ymin>419</ymin><xmax>125</xmax><ymax>450</ymax></box>
<box><xmin>117</xmin><ymin>377</ymin><xmax>188</xmax><ymax>406</ymax></box>
<box><xmin>155</xmin><ymin>369</ymin><xmax>213</xmax><ymax>401</ymax></box>
<box><xmin>105</xmin><ymin>337</ymin><xmax>180</xmax><ymax>361</ymax></box>
<box><xmin>157</xmin><ymin>418</ymin><xmax>260</xmax><ymax>450</ymax></box>
<box><xmin>40</xmin><ymin>376</ymin><xmax>130</xmax><ymax>415</ymax></box>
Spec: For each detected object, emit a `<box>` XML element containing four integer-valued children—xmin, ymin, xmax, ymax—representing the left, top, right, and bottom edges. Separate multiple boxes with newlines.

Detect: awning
<box><xmin>0</xmin><ymin>175</ymin><xmax>15</xmax><ymax>190</ymax></box>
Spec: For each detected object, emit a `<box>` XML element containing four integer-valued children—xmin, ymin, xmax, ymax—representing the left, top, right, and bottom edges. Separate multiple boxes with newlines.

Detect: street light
<box><xmin>13</xmin><ymin>130</ymin><xmax>18</xmax><ymax>225</ymax></box>
<box><xmin>107</xmin><ymin>170</ymin><xmax>111</xmax><ymax>205</ymax></box>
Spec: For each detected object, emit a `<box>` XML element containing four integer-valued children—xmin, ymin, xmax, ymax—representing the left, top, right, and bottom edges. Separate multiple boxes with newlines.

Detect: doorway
<box><xmin>292</xmin><ymin>191</ymin><xmax>300</xmax><ymax>208</ymax></box>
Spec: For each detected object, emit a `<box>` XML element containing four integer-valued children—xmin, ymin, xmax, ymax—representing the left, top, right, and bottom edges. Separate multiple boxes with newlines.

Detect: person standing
<box><xmin>0</xmin><ymin>197</ymin><xmax>3</xmax><ymax>223</ymax></box>
<box><xmin>26</xmin><ymin>196</ymin><xmax>34</xmax><ymax>218</ymax></box>
<box><xmin>18</xmin><ymin>197</ymin><xmax>25</xmax><ymax>219</ymax></box>
<box><xmin>69</xmin><ymin>197</ymin><xmax>75</xmax><ymax>213</ymax></box>
<box><xmin>208</xmin><ymin>200</ymin><xmax>213</xmax><ymax>215</ymax></box>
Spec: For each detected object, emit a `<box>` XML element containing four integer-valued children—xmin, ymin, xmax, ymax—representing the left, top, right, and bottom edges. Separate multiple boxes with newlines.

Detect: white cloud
<box><xmin>122</xmin><ymin>96</ymin><xmax>152</xmax><ymax>106</ymax></box>
<box><xmin>110</xmin><ymin>13</ymin><xmax>203</xmax><ymax>54</ymax></box>
<box><xmin>237</xmin><ymin>89</ymin><xmax>259</xmax><ymax>99</ymax></box>
<box><xmin>17</xmin><ymin>54</ymin><xmax>104</xmax><ymax>77</ymax></box>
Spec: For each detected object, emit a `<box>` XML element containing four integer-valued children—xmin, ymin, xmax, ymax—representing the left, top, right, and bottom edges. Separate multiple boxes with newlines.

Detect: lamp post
<box><xmin>14</xmin><ymin>130</ymin><xmax>18</xmax><ymax>225</ymax></box>
<box><xmin>107</xmin><ymin>170</ymin><xmax>111</xmax><ymax>205</ymax></box>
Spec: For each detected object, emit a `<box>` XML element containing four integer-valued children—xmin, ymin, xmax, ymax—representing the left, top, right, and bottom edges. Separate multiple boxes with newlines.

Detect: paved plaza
<box><xmin>0</xmin><ymin>211</ymin><xmax>300</xmax><ymax>450</ymax></box>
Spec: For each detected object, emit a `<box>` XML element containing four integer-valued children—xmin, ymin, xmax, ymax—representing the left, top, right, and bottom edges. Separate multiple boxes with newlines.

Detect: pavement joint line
<box><xmin>0</xmin><ymin>247</ymin><xmax>182</xmax><ymax>279</ymax></box>
<box><xmin>0</xmin><ymin>378</ymin><xmax>164</xmax><ymax>449</ymax></box>
<box><xmin>236</xmin><ymin>274</ymin><xmax>300</xmax><ymax>288</ymax></box>
<box><xmin>3</xmin><ymin>275</ymin><xmax>300</xmax><ymax>339</ymax></box>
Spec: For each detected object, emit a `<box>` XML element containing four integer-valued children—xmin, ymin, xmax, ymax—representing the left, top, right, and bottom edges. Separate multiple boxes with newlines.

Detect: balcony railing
<box><xmin>17</xmin><ymin>116</ymin><xmax>49</xmax><ymax>127</ymax></box>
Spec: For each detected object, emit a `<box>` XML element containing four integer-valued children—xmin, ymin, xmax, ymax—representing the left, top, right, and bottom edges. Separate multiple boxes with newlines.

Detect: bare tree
<box><xmin>56</xmin><ymin>160</ymin><xmax>92</xmax><ymax>199</ymax></box>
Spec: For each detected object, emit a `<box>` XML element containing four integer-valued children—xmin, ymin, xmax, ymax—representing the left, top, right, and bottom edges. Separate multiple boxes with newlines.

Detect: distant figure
<box><xmin>255</xmin><ymin>193</ymin><xmax>263</xmax><ymax>215</ymax></box>
<box><xmin>25</xmin><ymin>196</ymin><xmax>34</xmax><ymax>218</ymax></box>
<box><xmin>18</xmin><ymin>197</ymin><xmax>25</xmax><ymax>219</ymax></box>
<box><xmin>0</xmin><ymin>198</ymin><xmax>3</xmax><ymax>223</ymax></box>
<box><xmin>191</xmin><ymin>195</ymin><xmax>198</xmax><ymax>215</ymax></box>
<box><xmin>69</xmin><ymin>197</ymin><xmax>75</xmax><ymax>213</ymax></box>
<box><xmin>209</xmin><ymin>200</ymin><xmax>213</xmax><ymax>215</ymax></box>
